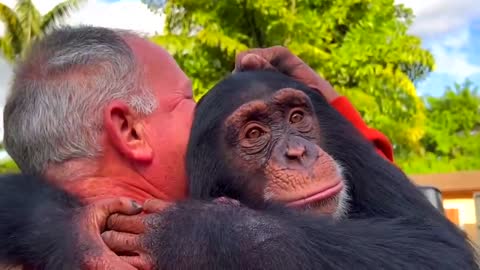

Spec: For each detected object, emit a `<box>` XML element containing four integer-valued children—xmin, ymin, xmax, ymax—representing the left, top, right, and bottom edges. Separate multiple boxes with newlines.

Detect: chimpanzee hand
<box><xmin>101</xmin><ymin>197</ymin><xmax>242</xmax><ymax>270</ymax></box>
<box><xmin>101</xmin><ymin>199</ymin><xmax>171</xmax><ymax>270</ymax></box>
<box><xmin>75</xmin><ymin>197</ymin><xmax>143</xmax><ymax>270</ymax></box>
<box><xmin>234</xmin><ymin>46</ymin><xmax>339</xmax><ymax>102</ymax></box>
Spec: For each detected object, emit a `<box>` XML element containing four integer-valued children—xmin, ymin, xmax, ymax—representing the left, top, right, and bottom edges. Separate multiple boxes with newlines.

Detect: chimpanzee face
<box><xmin>222</xmin><ymin>88</ymin><xmax>349</xmax><ymax>218</ymax></box>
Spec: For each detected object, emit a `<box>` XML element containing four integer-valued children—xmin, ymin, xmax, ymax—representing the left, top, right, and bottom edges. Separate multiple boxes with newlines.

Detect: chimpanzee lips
<box><xmin>285</xmin><ymin>181</ymin><xmax>344</xmax><ymax>208</ymax></box>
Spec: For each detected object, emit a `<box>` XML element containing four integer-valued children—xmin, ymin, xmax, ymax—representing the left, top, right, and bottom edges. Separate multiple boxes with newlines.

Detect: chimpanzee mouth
<box><xmin>301</xmin><ymin>192</ymin><xmax>342</xmax><ymax>215</ymax></box>
<box><xmin>285</xmin><ymin>181</ymin><xmax>344</xmax><ymax>209</ymax></box>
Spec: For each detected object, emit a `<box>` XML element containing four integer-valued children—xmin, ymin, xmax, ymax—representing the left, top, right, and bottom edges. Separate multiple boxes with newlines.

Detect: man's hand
<box><xmin>101</xmin><ymin>199</ymin><xmax>173</xmax><ymax>270</ymax></box>
<box><xmin>74</xmin><ymin>197</ymin><xmax>143</xmax><ymax>270</ymax></box>
<box><xmin>234</xmin><ymin>46</ymin><xmax>339</xmax><ymax>102</ymax></box>
<box><xmin>212</xmin><ymin>196</ymin><xmax>242</xmax><ymax>207</ymax></box>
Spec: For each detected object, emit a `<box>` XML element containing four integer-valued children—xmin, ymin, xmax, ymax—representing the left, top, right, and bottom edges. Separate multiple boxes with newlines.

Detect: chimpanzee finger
<box><xmin>101</xmin><ymin>231</ymin><xmax>143</xmax><ymax>253</ymax></box>
<box><xmin>107</xmin><ymin>213</ymin><xmax>146</xmax><ymax>234</ymax></box>
<box><xmin>120</xmin><ymin>255</ymin><xmax>155</xmax><ymax>270</ymax></box>
<box><xmin>142</xmin><ymin>199</ymin><xmax>173</xmax><ymax>213</ymax></box>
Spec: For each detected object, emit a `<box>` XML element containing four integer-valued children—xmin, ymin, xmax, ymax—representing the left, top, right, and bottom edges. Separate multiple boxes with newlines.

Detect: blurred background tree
<box><xmin>144</xmin><ymin>0</ymin><xmax>434</xmax><ymax>155</ymax></box>
<box><xmin>0</xmin><ymin>0</ymin><xmax>86</xmax><ymax>62</ymax></box>
<box><xmin>397</xmin><ymin>80</ymin><xmax>480</xmax><ymax>173</ymax></box>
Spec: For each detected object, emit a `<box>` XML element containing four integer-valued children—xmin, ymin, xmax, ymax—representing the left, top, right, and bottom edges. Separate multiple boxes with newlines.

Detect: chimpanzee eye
<box><xmin>290</xmin><ymin>111</ymin><xmax>304</xmax><ymax>124</ymax></box>
<box><xmin>246</xmin><ymin>127</ymin><xmax>263</xmax><ymax>139</ymax></box>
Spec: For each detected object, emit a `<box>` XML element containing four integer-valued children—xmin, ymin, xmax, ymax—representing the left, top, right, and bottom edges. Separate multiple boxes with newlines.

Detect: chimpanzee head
<box><xmin>187</xmin><ymin>71</ymin><xmax>350</xmax><ymax>218</ymax></box>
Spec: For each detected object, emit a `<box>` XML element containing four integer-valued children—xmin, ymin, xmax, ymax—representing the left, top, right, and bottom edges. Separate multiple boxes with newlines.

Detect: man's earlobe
<box><xmin>104</xmin><ymin>101</ymin><xmax>154</xmax><ymax>163</ymax></box>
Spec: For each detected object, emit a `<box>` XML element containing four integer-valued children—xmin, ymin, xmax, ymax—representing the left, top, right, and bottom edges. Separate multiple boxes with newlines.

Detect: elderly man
<box><xmin>3</xmin><ymin>25</ymin><xmax>394</xmax><ymax>269</ymax></box>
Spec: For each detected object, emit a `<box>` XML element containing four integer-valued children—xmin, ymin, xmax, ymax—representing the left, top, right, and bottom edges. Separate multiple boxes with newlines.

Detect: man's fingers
<box><xmin>143</xmin><ymin>199</ymin><xmax>172</xmax><ymax>213</ymax></box>
<box><xmin>239</xmin><ymin>54</ymin><xmax>277</xmax><ymax>72</ymax></box>
<box><xmin>234</xmin><ymin>48</ymin><xmax>272</xmax><ymax>71</ymax></box>
<box><xmin>88</xmin><ymin>197</ymin><xmax>143</xmax><ymax>231</ymax></box>
<box><xmin>213</xmin><ymin>196</ymin><xmax>242</xmax><ymax>207</ymax></box>
<box><xmin>234</xmin><ymin>46</ymin><xmax>295</xmax><ymax>73</ymax></box>
<box><xmin>102</xmin><ymin>231</ymin><xmax>143</xmax><ymax>253</ymax></box>
<box><xmin>120</xmin><ymin>256</ymin><xmax>155</xmax><ymax>270</ymax></box>
<box><xmin>234</xmin><ymin>49</ymin><xmax>267</xmax><ymax>71</ymax></box>
<box><xmin>107</xmin><ymin>214</ymin><xmax>146</xmax><ymax>234</ymax></box>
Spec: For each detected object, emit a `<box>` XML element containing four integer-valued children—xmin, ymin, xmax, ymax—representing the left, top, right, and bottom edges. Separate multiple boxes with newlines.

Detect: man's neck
<box><xmin>61</xmin><ymin>176</ymin><xmax>166</xmax><ymax>204</ymax></box>
<box><xmin>46</xmin><ymin>160</ymin><xmax>171</xmax><ymax>204</ymax></box>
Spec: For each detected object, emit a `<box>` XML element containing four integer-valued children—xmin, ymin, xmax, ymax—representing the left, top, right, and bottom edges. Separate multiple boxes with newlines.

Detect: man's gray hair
<box><xmin>3</xmin><ymin>25</ymin><xmax>158</xmax><ymax>175</ymax></box>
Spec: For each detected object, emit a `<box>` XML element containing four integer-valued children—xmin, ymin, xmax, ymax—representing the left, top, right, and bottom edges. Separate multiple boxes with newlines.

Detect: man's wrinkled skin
<box><xmin>101</xmin><ymin>200</ymin><xmax>171</xmax><ymax>270</ymax></box>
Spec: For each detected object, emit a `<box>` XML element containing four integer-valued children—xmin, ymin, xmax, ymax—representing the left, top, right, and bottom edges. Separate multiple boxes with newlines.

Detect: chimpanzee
<box><xmin>0</xmin><ymin>71</ymin><xmax>478</xmax><ymax>270</ymax></box>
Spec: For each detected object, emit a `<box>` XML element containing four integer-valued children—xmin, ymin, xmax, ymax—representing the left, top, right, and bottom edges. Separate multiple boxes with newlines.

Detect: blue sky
<box><xmin>0</xmin><ymin>0</ymin><xmax>479</xmax><ymax>140</ymax></box>
<box><xmin>417</xmin><ymin>22</ymin><xmax>480</xmax><ymax>96</ymax></box>
<box><xmin>395</xmin><ymin>0</ymin><xmax>480</xmax><ymax>96</ymax></box>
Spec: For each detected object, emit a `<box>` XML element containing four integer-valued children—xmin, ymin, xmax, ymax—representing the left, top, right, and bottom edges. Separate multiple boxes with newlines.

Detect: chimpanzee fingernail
<box><xmin>131</xmin><ymin>200</ymin><xmax>141</xmax><ymax>209</ymax></box>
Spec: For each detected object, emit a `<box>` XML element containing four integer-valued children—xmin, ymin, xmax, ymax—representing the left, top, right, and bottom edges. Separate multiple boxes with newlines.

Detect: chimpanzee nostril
<box><xmin>286</xmin><ymin>145</ymin><xmax>307</xmax><ymax>160</ymax></box>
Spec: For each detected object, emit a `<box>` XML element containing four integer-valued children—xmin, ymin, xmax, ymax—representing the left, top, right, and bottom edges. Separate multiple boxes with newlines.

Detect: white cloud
<box><xmin>0</xmin><ymin>59</ymin><xmax>12</xmax><ymax>107</ymax></box>
<box><xmin>0</xmin><ymin>0</ymin><xmax>165</xmax><ymax>36</ymax></box>
<box><xmin>393</xmin><ymin>1</ymin><xmax>480</xmax><ymax>85</ymax></box>
<box><xmin>441</xmin><ymin>28</ymin><xmax>470</xmax><ymax>50</ymax></box>
<box><xmin>432</xmin><ymin>46</ymin><xmax>480</xmax><ymax>80</ymax></box>
<box><xmin>0</xmin><ymin>58</ymin><xmax>12</xmax><ymax>141</ymax></box>
<box><xmin>395</xmin><ymin>0</ymin><xmax>480</xmax><ymax>37</ymax></box>
<box><xmin>428</xmin><ymin>30</ymin><xmax>480</xmax><ymax>81</ymax></box>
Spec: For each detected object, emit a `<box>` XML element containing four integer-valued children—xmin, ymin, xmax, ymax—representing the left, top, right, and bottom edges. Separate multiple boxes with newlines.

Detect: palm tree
<box><xmin>0</xmin><ymin>0</ymin><xmax>86</xmax><ymax>62</ymax></box>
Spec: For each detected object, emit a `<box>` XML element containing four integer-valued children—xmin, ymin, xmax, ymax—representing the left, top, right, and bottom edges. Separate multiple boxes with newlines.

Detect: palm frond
<box><xmin>0</xmin><ymin>35</ymin><xmax>16</xmax><ymax>61</ymax></box>
<box><xmin>196</xmin><ymin>28</ymin><xmax>248</xmax><ymax>56</ymax></box>
<box><xmin>0</xmin><ymin>2</ymin><xmax>24</xmax><ymax>58</ymax></box>
<box><xmin>15</xmin><ymin>0</ymin><xmax>42</xmax><ymax>44</ymax></box>
<box><xmin>40</xmin><ymin>0</ymin><xmax>86</xmax><ymax>31</ymax></box>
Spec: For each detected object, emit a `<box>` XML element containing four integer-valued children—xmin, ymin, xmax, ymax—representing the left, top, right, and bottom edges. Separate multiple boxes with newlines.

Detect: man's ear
<box><xmin>103</xmin><ymin>101</ymin><xmax>153</xmax><ymax>162</ymax></box>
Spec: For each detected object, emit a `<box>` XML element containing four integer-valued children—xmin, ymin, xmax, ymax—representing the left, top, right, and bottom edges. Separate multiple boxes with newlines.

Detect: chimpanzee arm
<box><xmin>1</xmin><ymin>175</ymin><xmax>476</xmax><ymax>270</ymax></box>
<box><xmin>0</xmin><ymin>174</ymin><xmax>142</xmax><ymax>270</ymax></box>
<box><xmin>142</xmin><ymin>201</ymin><xmax>478</xmax><ymax>270</ymax></box>
<box><xmin>0</xmin><ymin>174</ymin><xmax>82</xmax><ymax>269</ymax></box>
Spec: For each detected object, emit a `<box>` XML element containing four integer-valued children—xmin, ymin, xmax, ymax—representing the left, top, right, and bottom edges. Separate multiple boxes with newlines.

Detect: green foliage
<box><xmin>0</xmin><ymin>158</ymin><xmax>20</xmax><ymax>174</ymax></box>
<box><xmin>145</xmin><ymin>0</ymin><xmax>434</xmax><ymax>152</ymax></box>
<box><xmin>0</xmin><ymin>0</ymin><xmax>86</xmax><ymax>62</ymax></box>
<box><xmin>397</xmin><ymin>80</ymin><xmax>480</xmax><ymax>173</ymax></box>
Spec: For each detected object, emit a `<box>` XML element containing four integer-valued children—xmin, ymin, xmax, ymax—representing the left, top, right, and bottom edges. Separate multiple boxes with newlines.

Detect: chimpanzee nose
<box><xmin>286</xmin><ymin>144</ymin><xmax>306</xmax><ymax>160</ymax></box>
<box><xmin>282</xmin><ymin>137</ymin><xmax>317</xmax><ymax>168</ymax></box>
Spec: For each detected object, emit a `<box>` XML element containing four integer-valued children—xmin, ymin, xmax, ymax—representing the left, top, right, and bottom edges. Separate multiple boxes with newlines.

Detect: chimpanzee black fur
<box><xmin>0</xmin><ymin>174</ymin><xmax>81</xmax><ymax>269</ymax></box>
<box><xmin>0</xmin><ymin>71</ymin><xmax>478</xmax><ymax>270</ymax></box>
